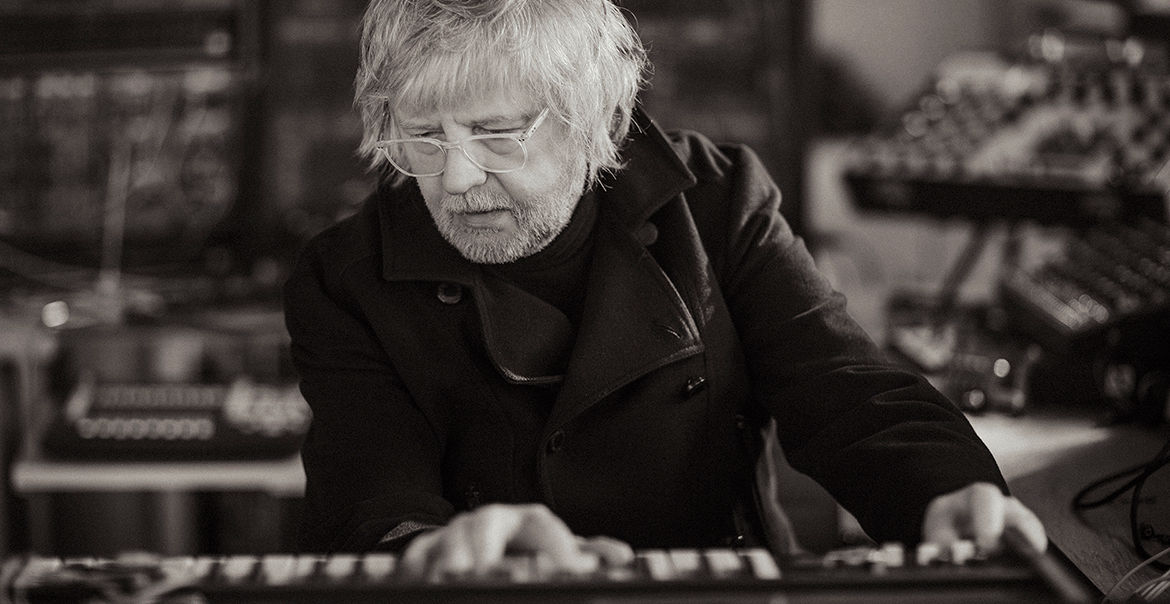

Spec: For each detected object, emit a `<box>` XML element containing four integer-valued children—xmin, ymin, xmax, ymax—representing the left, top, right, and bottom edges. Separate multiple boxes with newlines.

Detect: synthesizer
<box><xmin>1</xmin><ymin>535</ymin><xmax>1095</xmax><ymax>604</ymax></box>
<box><xmin>842</xmin><ymin>41</ymin><xmax>1170</xmax><ymax>226</ymax></box>
<box><xmin>40</xmin><ymin>377</ymin><xmax>311</xmax><ymax>461</ymax></box>
<box><xmin>999</xmin><ymin>216</ymin><xmax>1170</xmax><ymax>351</ymax></box>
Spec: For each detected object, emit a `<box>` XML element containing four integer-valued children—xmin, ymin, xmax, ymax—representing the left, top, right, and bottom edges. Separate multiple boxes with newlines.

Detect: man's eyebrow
<box><xmin>399</xmin><ymin>112</ymin><xmax>533</xmax><ymax>131</ymax></box>
<box><xmin>470</xmin><ymin>113</ymin><xmax>531</xmax><ymax>128</ymax></box>
<box><xmin>398</xmin><ymin>118</ymin><xmax>440</xmax><ymax>131</ymax></box>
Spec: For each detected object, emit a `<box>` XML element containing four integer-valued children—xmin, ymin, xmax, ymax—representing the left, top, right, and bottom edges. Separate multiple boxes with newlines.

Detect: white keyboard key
<box><xmin>153</xmin><ymin>556</ymin><xmax>195</xmax><ymax>583</ymax></box>
<box><xmin>260</xmin><ymin>555</ymin><xmax>297</xmax><ymax>585</ymax></box>
<box><xmin>322</xmin><ymin>554</ymin><xmax>358</xmax><ymax>581</ymax></box>
<box><xmin>604</xmin><ymin>563</ymin><xmax>638</xmax><ymax>582</ymax></box>
<box><xmin>742</xmin><ymin>548</ymin><xmax>782</xmax><ymax>580</ymax></box>
<box><xmin>191</xmin><ymin>557</ymin><xmax>219</xmax><ymax>581</ymax></box>
<box><xmin>950</xmin><ymin>540</ymin><xmax>977</xmax><ymax>565</ymax></box>
<box><xmin>639</xmin><ymin>550</ymin><xmax>676</xmax><ymax>581</ymax></box>
<box><xmin>294</xmin><ymin>556</ymin><xmax>321</xmax><ymax>581</ymax></box>
<box><xmin>220</xmin><ymin>556</ymin><xmax>257</xmax><ymax>582</ymax></box>
<box><xmin>360</xmin><ymin>554</ymin><xmax>396</xmax><ymax>581</ymax></box>
<box><xmin>916</xmin><ymin>542</ymin><xmax>942</xmax><ymax>566</ymax></box>
<box><xmin>703</xmin><ymin>549</ymin><xmax>743</xmax><ymax>577</ymax></box>
<box><xmin>668</xmin><ymin>549</ymin><xmax>702</xmax><ymax>576</ymax></box>
<box><xmin>877</xmin><ymin>542</ymin><xmax>905</xmax><ymax>568</ymax></box>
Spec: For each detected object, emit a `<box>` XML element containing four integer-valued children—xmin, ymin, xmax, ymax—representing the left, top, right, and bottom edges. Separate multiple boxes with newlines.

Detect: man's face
<box><xmin>396</xmin><ymin>93</ymin><xmax>588</xmax><ymax>264</ymax></box>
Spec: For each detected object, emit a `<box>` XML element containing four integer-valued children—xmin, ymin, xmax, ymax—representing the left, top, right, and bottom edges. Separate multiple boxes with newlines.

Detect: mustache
<box><xmin>442</xmin><ymin>189</ymin><xmax>513</xmax><ymax>213</ymax></box>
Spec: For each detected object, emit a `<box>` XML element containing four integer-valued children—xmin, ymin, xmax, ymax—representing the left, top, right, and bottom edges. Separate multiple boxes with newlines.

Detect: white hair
<box><xmin>355</xmin><ymin>0</ymin><xmax>648</xmax><ymax>187</ymax></box>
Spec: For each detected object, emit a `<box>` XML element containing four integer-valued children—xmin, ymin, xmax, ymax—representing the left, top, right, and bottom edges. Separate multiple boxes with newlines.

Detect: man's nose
<box><xmin>442</xmin><ymin>146</ymin><xmax>487</xmax><ymax>195</ymax></box>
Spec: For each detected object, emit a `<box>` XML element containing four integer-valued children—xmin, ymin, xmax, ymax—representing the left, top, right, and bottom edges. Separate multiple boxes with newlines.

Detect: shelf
<box><xmin>11</xmin><ymin>455</ymin><xmax>305</xmax><ymax>497</ymax></box>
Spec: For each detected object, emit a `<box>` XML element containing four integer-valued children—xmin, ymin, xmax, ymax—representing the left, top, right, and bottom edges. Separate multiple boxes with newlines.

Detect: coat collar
<box><xmin>600</xmin><ymin>110</ymin><xmax>698</xmax><ymax>230</ymax></box>
<box><xmin>377</xmin><ymin>183</ymin><xmax>475</xmax><ymax>287</ymax></box>
<box><xmin>374</xmin><ymin>110</ymin><xmax>703</xmax><ymax>415</ymax></box>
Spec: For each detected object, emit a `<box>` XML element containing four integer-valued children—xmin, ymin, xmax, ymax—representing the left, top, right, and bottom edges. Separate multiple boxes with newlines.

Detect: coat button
<box><xmin>546</xmin><ymin>430</ymin><xmax>566</xmax><ymax>454</ymax></box>
<box><xmin>437</xmin><ymin>282</ymin><xmax>463</xmax><ymax>304</ymax></box>
<box><xmin>463</xmin><ymin>483</ymin><xmax>481</xmax><ymax>509</ymax></box>
<box><xmin>685</xmin><ymin>375</ymin><xmax>708</xmax><ymax>396</ymax></box>
<box><xmin>636</xmin><ymin>222</ymin><xmax>658</xmax><ymax>246</ymax></box>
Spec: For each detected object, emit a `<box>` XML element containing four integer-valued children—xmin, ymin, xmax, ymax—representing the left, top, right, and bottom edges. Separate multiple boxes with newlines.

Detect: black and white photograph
<box><xmin>0</xmin><ymin>1</ymin><xmax>1167</xmax><ymax>602</ymax></box>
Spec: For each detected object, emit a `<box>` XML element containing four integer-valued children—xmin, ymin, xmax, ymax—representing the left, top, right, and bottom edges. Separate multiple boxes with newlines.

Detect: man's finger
<box><xmin>464</xmin><ymin>505</ymin><xmax>522</xmax><ymax>574</ymax></box>
<box><xmin>1004</xmin><ymin>497</ymin><xmax>1048</xmax><ymax>553</ymax></box>
<box><xmin>400</xmin><ymin>529</ymin><xmax>444</xmax><ymax>578</ymax></box>
<box><xmin>432</xmin><ymin>519</ymin><xmax>479</xmax><ymax>578</ymax></box>
<box><xmin>512</xmin><ymin>505</ymin><xmax>599</xmax><ymax>574</ymax></box>
<box><xmin>922</xmin><ymin>490</ymin><xmax>963</xmax><ymax>546</ymax></box>
<box><xmin>968</xmin><ymin>483</ymin><xmax>1006</xmax><ymax>553</ymax></box>
<box><xmin>579</xmin><ymin>535</ymin><xmax>635</xmax><ymax>567</ymax></box>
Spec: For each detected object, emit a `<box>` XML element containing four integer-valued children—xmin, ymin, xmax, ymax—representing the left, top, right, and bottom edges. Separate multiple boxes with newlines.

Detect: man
<box><xmin>283</xmin><ymin>0</ymin><xmax>1047</xmax><ymax>579</ymax></box>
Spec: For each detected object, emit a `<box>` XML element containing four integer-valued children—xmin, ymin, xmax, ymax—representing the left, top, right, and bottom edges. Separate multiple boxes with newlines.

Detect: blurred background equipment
<box><xmin>840</xmin><ymin>17</ymin><xmax>1170</xmax><ymax>424</ymax></box>
<box><xmin>0</xmin><ymin>0</ymin><xmax>374</xmax><ymax>320</ymax></box>
<box><xmin>39</xmin><ymin>318</ymin><xmax>309</xmax><ymax>463</ymax></box>
<box><xmin>0</xmin><ymin>0</ymin><xmax>328</xmax><ymax>559</ymax></box>
<box><xmin>0</xmin><ymin>0</ymin><xmax>268</xmax><ymax>321</ymax></box>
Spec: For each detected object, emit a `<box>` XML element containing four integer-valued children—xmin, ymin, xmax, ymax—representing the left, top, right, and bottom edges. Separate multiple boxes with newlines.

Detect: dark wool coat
<box><xmin>283</xmin><ymin>112</ymin><xmax>1008</xmax><ymax>553</ymax></box>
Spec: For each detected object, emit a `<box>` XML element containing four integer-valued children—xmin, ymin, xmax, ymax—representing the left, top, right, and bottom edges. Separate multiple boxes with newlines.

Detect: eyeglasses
<box><xmin>376</xmin><ymin>108</ymin><xmax>550</xmax><ymax>177</ymax></box>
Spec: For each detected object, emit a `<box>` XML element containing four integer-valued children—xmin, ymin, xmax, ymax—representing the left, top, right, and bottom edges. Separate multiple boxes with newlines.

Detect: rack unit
<box><xmin>0</xmin><ymin>0</ymin><xmax>264</xmax><ymax>277</ymax></box>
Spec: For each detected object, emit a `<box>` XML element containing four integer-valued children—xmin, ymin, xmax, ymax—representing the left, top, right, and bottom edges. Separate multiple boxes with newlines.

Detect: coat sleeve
<box><xmin>689</xmin><ymin>138</ymin><xmax>1008</xmax><ymax>546</ymax></box>
<box><xmin>283</xmin><ymin>224</ymin><xmax>454</xmax><ymax>553</ymax></box>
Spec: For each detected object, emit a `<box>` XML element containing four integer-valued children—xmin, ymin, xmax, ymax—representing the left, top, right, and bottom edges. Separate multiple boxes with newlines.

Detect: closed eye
<box><xmin>475</xmin><ymin>126</ymin><xmax>522</xmax><ymax>136</ymax></box>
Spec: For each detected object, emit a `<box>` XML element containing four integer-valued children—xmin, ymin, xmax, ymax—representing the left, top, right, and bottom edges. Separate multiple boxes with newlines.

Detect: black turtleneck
<box><xmin>482</xmin><ymin>190</ymin><xmax>597</xmax><ymax>328</ymax></box>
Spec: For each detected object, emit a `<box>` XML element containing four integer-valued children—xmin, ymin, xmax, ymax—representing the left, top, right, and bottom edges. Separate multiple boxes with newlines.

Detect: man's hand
<box><xmin>922</xmin><ymin>482</ymin><xmax>1047</xmax><ymax>554</ymax></box>
<box><xmin>399</xmin><ymin>503</ymin><xmax>634</xmax><ymax>581</ymax></box>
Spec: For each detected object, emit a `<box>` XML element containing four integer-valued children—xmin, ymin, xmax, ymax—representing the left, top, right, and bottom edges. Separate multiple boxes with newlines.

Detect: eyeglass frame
<box><xmin>375</xmin><ymin>108</ymin><xmax>551</xmax><ymax>177</ymax></box>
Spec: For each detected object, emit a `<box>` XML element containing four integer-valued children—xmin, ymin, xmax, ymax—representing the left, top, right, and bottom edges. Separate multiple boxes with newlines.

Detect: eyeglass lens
<box><xmin>389</xmin><ymin>137</ymin><xmax>526</xmax><ymax>176</ymax></box>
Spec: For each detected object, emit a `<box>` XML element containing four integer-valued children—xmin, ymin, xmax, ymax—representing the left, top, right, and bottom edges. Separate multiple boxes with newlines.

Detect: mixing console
<box><xmin>1000</xmin><ymin>216</ymin><xmax>1170</xmax><ymax>350</ymax></box>
<box><xmin>843</xmin><ymin>44</ymin><xmax>1169</xmax><ymax>226</ymax></box>
<box><xmin>1</xmin><ymin>535</ymin><xmax>1094</xmax><ymax>604</ymax></box>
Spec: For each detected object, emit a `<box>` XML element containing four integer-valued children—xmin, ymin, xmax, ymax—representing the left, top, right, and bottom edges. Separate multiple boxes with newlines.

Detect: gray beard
<box><xmin>434</xmin><ymin>186</ymin><xmax>578</xmax><ymax>264</ymax></box>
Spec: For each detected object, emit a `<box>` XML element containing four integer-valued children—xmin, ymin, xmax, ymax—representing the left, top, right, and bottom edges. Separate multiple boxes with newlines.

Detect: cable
<box><xmin>1079</xmin><ymin>438</ymin><xmax>1170</xmax><ymax>604</ymax></box>
<box><xmin>1101</xmin><ymin>544</ymin><xmax>1170</xmax><ymax>604</ymax></box>
<box><xmin>1128</xmin><ymin>441</ymin><xmax>1170</xmax><ymax>572</ymax></box>
<box><xmin>1130</xmin><ymin>566</ymin><xmax>1170</xmax><ymax>603</ymax></box>
<box><xmin>1072</xmin><ymin>461</ymin><xmax>1149</xmax><ymax>511</ymax></box>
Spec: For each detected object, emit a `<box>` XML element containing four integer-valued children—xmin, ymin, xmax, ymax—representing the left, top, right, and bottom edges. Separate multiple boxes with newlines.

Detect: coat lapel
<box><xmin>378</xmin><ymin>181</ymin><xmax>475</xmax><ymax>287</ymax></box>
<box><xmin>473</xmin><ymin>273</ymin><xmax>575</xmax><ymax>386</ymax></box>
<box><xmin>545</xmin><ymin>111</ymin><xmax>704</xmax><ymax>428</ymax></box>
<box><xmin>548</xmin><ymin>208</ymin><xmax>703</xmax><ymax>430</ymax></box>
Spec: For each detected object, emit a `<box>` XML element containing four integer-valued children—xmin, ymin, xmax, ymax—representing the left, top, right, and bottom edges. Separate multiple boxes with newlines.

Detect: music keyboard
<box><xmin>2</xmin><ymin>540</ymin><xmax>1093</xmax><ymax>604</ymax></box>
